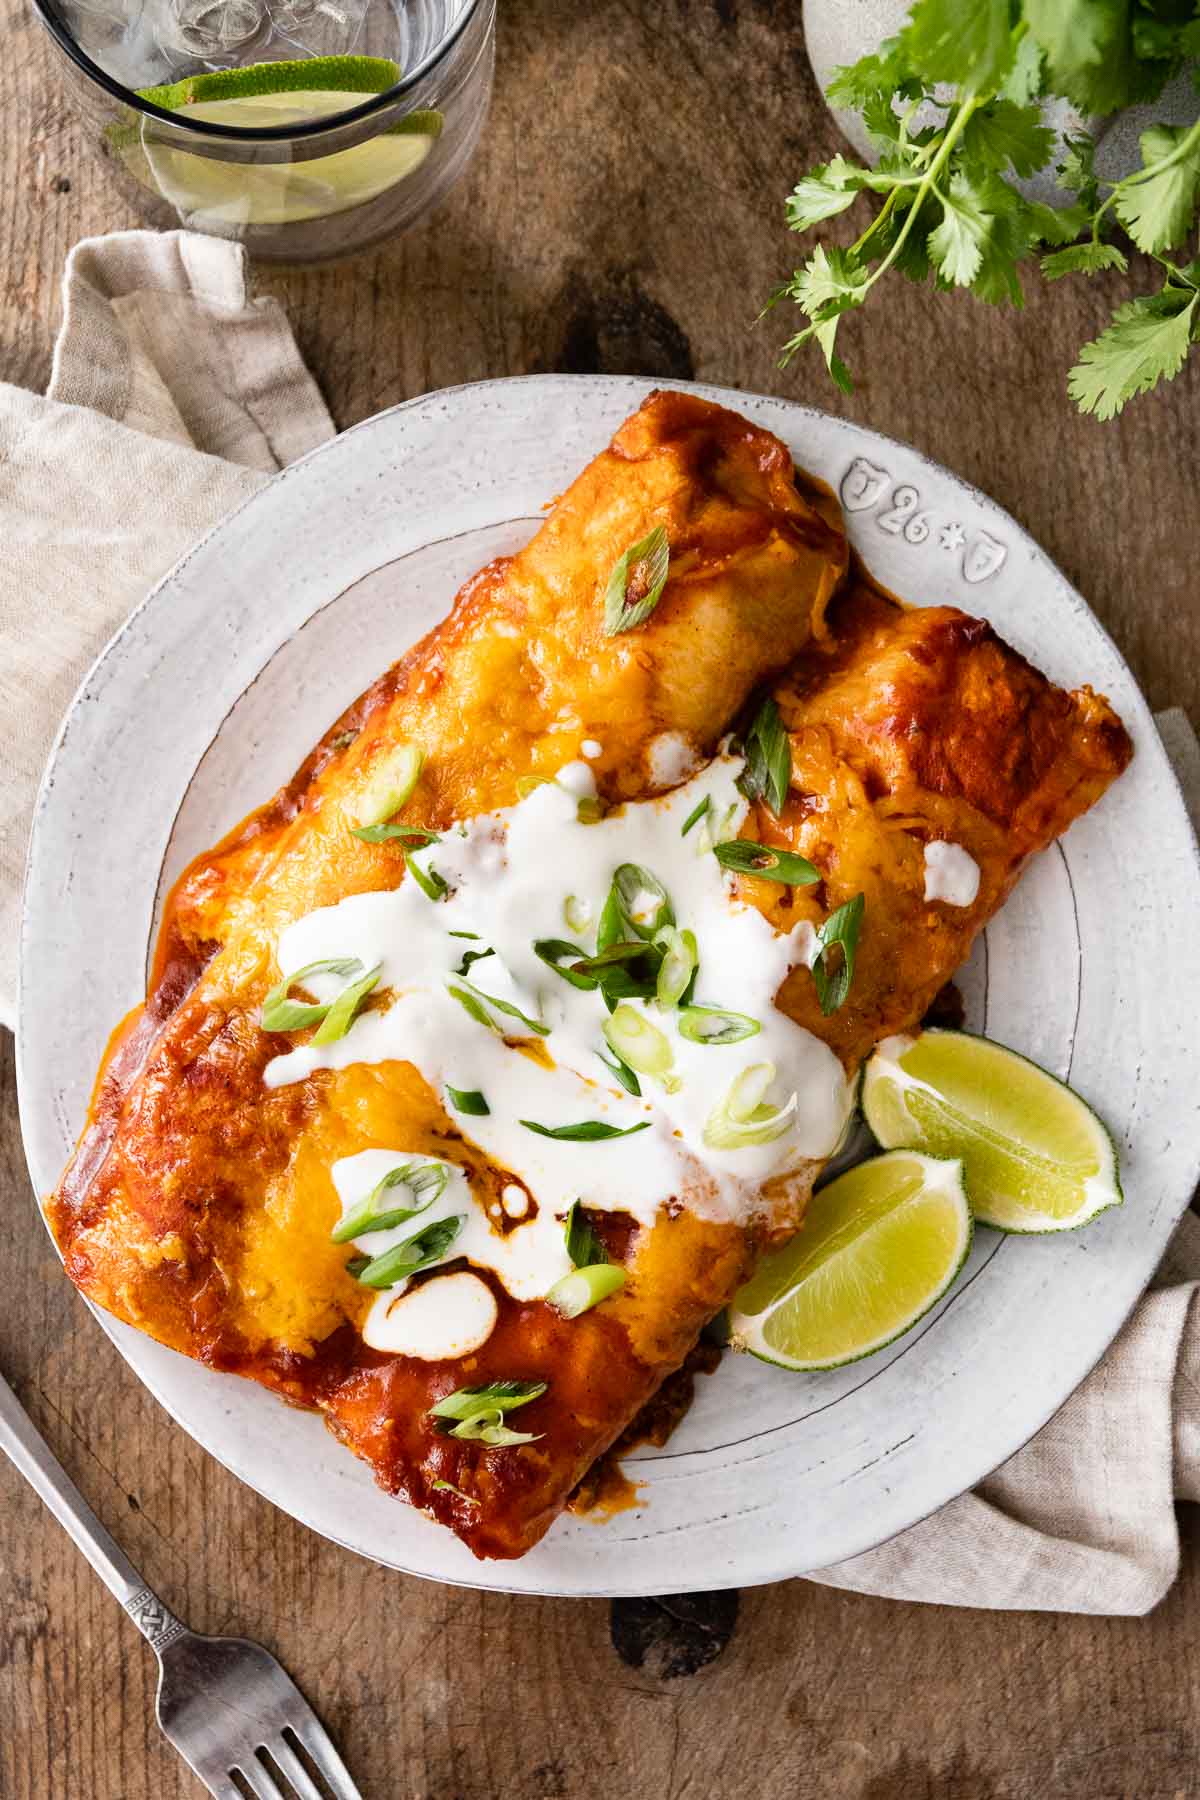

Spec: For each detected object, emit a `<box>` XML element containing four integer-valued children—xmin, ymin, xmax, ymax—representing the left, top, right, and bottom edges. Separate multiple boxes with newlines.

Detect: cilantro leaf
<box><xmin>999</xmin><ymin>31</ymin><xmax>1044</xmax><ymax>106</ymax></box>
<box><xmin>928</xmin><ymin>172</ymin><xmax>994</xmax><ymax>285</ymax></box>
<box><xmin>1026</xmin><ymin>198</ymin><xmax>1092</xmax><ymax>246</ymax></box>
<box><xmin>1068</xmin><ymin>290</ymin><xmax>1199</xmax><ymax>420</ymax></box>
<box><xmin>1112</xmin><ymin>124</ymin><xmax>1200</xmax><ymax>253</ymax></box>
<box><xmin>961</xmin><ymin>100</ymin><xmax>1055</xmax><ymax>179</ymax></box>
<box><xmin>785</xmin><ymin>157</ymin><xmax>871</xmax><ymax>232</ymax></box>
<box><xmin>1041</xmin><ymin>240</ymin><xmax>1129</xmax><ymax>280</ymax></box>
<box><xmin>903</xmin><ymin>0</ymin><xmax>1012</xmax><ymax>94</ymax></box>
<box><xmin>1026</xmin><ymin>0</ymin><xmax>1163</xmax><ymax>114</ymax></box>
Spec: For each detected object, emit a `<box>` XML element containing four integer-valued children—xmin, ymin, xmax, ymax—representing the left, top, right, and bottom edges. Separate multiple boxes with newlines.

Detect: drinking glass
<box><xmin>31</xmin><ymin>0</ymin><xmax>495</xmax><ymax>262</ymax></box>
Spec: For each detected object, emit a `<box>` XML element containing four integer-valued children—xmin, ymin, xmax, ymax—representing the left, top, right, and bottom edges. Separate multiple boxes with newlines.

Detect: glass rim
<box><xmin>30</xmin><ymin>0</ymin><xmax>485</xmax><ymax>141</ymax></box>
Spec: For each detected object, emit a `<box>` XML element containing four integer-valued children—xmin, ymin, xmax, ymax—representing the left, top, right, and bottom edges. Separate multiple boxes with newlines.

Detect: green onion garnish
<box><xmin>448</xmin><ymin>930</ymin><xmax>480</xmax><ymax>939</ymax></box>
<box><xmin>447</xmin><ymin>978</ymin><xmax>549</xmax><ymax>1037</ymax></box>
<box><xmin>703</xmin><ymin>1062</ymin><xmax>798</xmax><ymax>1150</ymax></box>
<box><xmin>611</xmin><ymin>863</ymin><xmax>674</xmax><ymax>940</ymax></box>
<box><xmin>576</xmin><ymin>796</ymin><xmax>604</xmax><ymax>824</ymax></box>
<box><xmin>519</xmin><ymin>1117</ymin><xmax>652</xmax><ymax>1142</ymax></box>
<box><xmin>737</xmin><ymin>696</ymin><xmax>791</xmax><ymax>818</ymax></box>
<box><xmin>602</xmin><ymin>1004</ymin><xmax>676</xmax><ymax>1081</ymax></box>
<box><xmin>563</xmin><ymin>1199</ymin><xmax>608</xmax><ymax>1269</ymax></box>
<box><xmin>431</xmin><ymin>1478</ymin><xmax>477</xmax><ymax>1503</ymax></box>
<box><xmin>352</xmin><ymin>742</ymin><xmax>424</xmax><ymax>829</ymax></box>
<box><xmin>331</xmin><ymin>1160</ymin><xmax>448</xmax><ymax>1243</ymax></box>
<box><xmin>310</xmin><ymin>962</ymin><xmax>383</xmax><ymax>1046</ymax></box>
<box><xmin>405</xmin><ymin>850</ymin><xmax>448</xmax><ymax>902</ymax></box>
<box><xmin>596</xmin><ymin>1045</ymin><xmax>642</xmax><ymax>1096</ymax></box>
<box><xmin>677</xmin><ymin>1005</ymin><xmax>762</xmax><ymax>1045</ymax></box>
<box><xmin>533</xmin><ymin>938</ymin><xmax>599</xmax><ymax>992</ymax></box>
<box><xmin>354</xmin><ymin>1214</ymin><xmax>464</xmax><ymax>1288</ymax></box>
<box><xmin>547</xmin><ymin>1264</ymin><xmax>626</xmax><ymax>1319</ymax></box>
<box><xmin>563</xmin><ymin>894</ymin><xmax>592</xmax><ymax>934</ymax></box>
<box><xmin>604</xmin><ymin>525</ymin><xmax>670</xmax><ymax>635</ymax></box>
<box><xmin>447</xmin><ymin>1086</ymin><xmax>490</xmax><ymax>1115</ymax></box>
<box><xmin>681</xmin><ymin>795</ymin><xmax>711</xmax><ymax>837</ymax></box>
<box><xmin>454</xmin><ymin>945</ymin><xmax>494</xmax><ymax>977</ymax></box>
<box><xmin>260</xmin><ymin>956</ymin><xmax>364</xmax><ymax>1032</ymax></box>
<box><xmin>654</xmin><ymin>926</ymin><xmax>698</xmax><ymax>1008</ymax></box>
<box><xmin>430</xmin><ymin>1379</ymin><xmax>547</xmax><ymax>1446</ymax></box>
<box><xmin>713</xmin><ymin>840</ymin><xmax>819</xmax><ymax>885</ymax></box>
<box><xmin>352</xmin><ymin>822</ymin><xmax>440</xmax><ymax>847</ymax></box>
<box><xmin>811</xmin><ymin>893</ymin><xmax>866</xmax><ymax>1017</ymax></box>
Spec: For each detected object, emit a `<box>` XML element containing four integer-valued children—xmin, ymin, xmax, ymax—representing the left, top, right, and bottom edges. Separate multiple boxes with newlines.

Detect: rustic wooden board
<box><xmin>2</xmin><ymin>0</ymin><xmax>1199</xmax><ymax>1795</ymax></box>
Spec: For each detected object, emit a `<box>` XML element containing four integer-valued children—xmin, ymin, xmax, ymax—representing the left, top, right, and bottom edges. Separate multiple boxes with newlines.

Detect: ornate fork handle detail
<box><xmin>124</xmin><ymin>1587</ymin><xmax>189</xmax><ymax>1653</ymax></box>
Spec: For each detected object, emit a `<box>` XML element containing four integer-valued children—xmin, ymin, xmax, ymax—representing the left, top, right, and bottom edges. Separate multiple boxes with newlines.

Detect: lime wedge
<box><xmin>140</xmin><ymin>89</ymin><xmax>439</xmax><ymax>227</ymax></box>
<box><xmin>729</xmin><ymin>1151</ymin><xmax>972</xmax><ymax>1370</ymax></box>
<box><xmin>862</xmin><ymin>1029</ymin><xmax>1122</xmax><ymax>1233</ymax></box>
<box><xmin>139</xmin><ymin>56</ymin><xmax>402</xmax><ymax>113</ymax></box>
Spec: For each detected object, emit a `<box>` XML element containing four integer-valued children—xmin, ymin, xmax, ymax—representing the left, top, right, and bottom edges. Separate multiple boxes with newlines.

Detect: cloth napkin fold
<box><xmin>2</xmin><ymin>230</ymin><xmax>1197</xmax><ymax>1615</ymax></box>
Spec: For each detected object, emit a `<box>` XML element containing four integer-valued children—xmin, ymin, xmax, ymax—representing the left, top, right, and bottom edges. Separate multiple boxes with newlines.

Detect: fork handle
<box><xmin>0</xmin><ymin>1371</ymin><xmax>186</xmax><ymax>1651</ymax></box>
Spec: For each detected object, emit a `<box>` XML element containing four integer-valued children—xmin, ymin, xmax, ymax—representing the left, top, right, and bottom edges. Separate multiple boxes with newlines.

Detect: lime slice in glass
<box><xmin>134</xmin><ymin>60</ymin><xmax>443</xmax><ymax>228</ymax></box>
<box><xmin>862</xmin><ymin>1029</ymin><xmax>1122</xmax><ymax>1233</ymax></box>
<box><xmin>139</xmin><ymin>55</ymin><xmax>404</xmax><ymax>112</ymax></box>
<box><xmin>729</xmin><ymin>1150</ymin><xmax>972</xmax><ymax>1371</ymax></box>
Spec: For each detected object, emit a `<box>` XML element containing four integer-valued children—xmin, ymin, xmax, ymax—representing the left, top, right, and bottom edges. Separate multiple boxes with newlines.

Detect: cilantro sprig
<box><xmin>770</xmin><ymin>0</ymin><xmax>1200</xmax><ymax>416</ymax></box>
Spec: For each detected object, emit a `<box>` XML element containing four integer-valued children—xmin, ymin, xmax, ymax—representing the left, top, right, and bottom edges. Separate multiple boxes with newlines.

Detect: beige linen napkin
<box><xmin>1</xmin><ymin>230</ymin><xmax>1197</xmax><ymax>1616</ymax></box>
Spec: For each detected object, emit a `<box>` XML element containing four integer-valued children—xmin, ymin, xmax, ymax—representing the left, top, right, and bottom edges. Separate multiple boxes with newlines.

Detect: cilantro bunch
<box><xmin>772</xmin><ymin>0</ymin><xmax>1200</xmax><ymax>417</ymax></box>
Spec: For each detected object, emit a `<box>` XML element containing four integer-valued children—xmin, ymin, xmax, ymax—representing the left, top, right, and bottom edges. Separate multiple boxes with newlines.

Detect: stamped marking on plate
<box><xmin>839</xmin><ymin>460</ymin><xmax>1009</xmax><ymax>584</ymax></box>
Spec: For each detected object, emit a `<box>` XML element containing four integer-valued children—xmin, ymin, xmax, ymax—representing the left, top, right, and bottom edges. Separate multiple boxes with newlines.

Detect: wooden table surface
<box><xmin>3</xmin><ymin>3</ymin><xmax>1200</xmax><ymax>1797</ymax></box>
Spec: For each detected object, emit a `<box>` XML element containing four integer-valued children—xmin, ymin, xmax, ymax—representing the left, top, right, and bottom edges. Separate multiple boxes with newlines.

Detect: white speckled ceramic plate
<box><xmin>17</xmin><ymin>377</ymin><xmax>1200</xmax><ymax>1596</ymax></box>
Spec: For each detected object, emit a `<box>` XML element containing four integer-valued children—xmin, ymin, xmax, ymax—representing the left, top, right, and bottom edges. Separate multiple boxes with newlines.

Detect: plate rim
<box><xmin>17</xmin><ymin>373</ymin><xmax>1200</xmax><ymax>1596</ymax></box>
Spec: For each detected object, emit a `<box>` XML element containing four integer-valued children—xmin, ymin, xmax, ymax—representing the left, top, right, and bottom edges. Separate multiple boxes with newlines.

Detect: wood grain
<box><xmin>2</xmin><ymin>1</ymin><xmax>1199</xmax><ymax>1796</ymax></box>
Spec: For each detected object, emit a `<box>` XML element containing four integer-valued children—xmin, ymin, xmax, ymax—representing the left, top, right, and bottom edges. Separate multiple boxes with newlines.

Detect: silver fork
<box><xmin>0</xmin><ymin>1371</ymin><xmax>363</xmax><ymax>1800</ymax></box>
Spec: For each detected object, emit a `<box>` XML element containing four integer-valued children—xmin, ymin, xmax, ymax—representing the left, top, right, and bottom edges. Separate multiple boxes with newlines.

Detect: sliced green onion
<box><xmin>447</xmin><ymin>1086</ymin><xmax>489</xmax><ymax>1116</ymax></box>
<box><xmin>405</xmin><ymin>850</ymin><xmax>448</xmax><ymax>902</ymax></box>
<box><xmin>602</xmin><ymin>1003</ymin><xmax>675</xmax><ymax>1079</ymax></box>
<box><xmin>563</xmin><ymin>1199</ymin><xmax>608</xmax><ymax>1269</ymax></box>
<box><xmin>737</xmin><ymin>696</ymin><xmax>791</xmax><ymax>818</ymax></box>
<box><xmin>548</xmin><ymin>1264</ymin><xmax>626</xmax><ymax>1318</ymax></box>
<box><xmin>352</xmin><ymin>821</ymin><xmax>440</xmax><ymax>848</ymax></box>
<box><xmin>519</xmin><ymin>1117</ymin><xmax>652</xmax><ymax>1142</ymax></box>
<box><xmin>449</xmin><ymin>1416</ymin><xmax>542</xmax><ymax>1446</ymax></box>
<box><xmin>353</xmin><ymin>743</ymin><xmax>423</xmax><ymax>829</ymax></box>
<box><xmin>564</xmin><ymin>894</ymin><xmax>592</xmax><ymax>934</ymax></box>
<box><xmin>811</xmin><ymin>893</ymin><xmax>866</xmax><ymax>1017</ymax></box>
<box><xmin>447</xmin><ymin>978</ymin><xmax>549</xmax><ymax>1037</ymax></box>
<box><xmin>516</xmin><ymin>775</ymin><xmax>548</xmax><ymax>799</ymax></box>
<box><xmin>604</xmin><ymin>525</ymin><xmax>670</xmax><ymax>635</ymax></box>
<box><xmin>260</xmin><ymin>956</ymin><xmax>363</xmax><ymax>1032</ymax></box>
<box><xmin>431</xmin><ymin>1479</ymin><xmax>477</xmax><ymax>1502</ymax></box>
<box><xmin>448</xmin><ymin>930</ymin><xmax>480</xmax><ymax>939</ymax></box>
<box><xmin>354</xmin><ymin>1214</ymin><xmax>465</xmax><ymax>1288</ymax></box>
<box><xmin>596</xmin><ymin>1046</ymin><xmax>642</xmax><ymax>1097</ymax></box>
<box><xmin>703</xmin><ymin>1062</ymin><xmax>798</xmax><ymax>1150</ymax></box>
<box><xmin>331</xmin><ymin>1161</ymin><xmax>448</xmax><ymax>1243</ymax></box>
<box><xmin>697</xmin><ymin>801</ymin><xmax>741</xmax><ymax>853</ymax></box>
<box><xmin>533</xmin><ymin>938</ymin><xmax>597</xmax><ymax>991</ymax></box>
<box><xmin>714</xmin><ymin>840</ymin><xmax>819</xmax><ymax>885</ymax></box>
<box><xmin>678</xmin><ymin>1005</ymin><xmax>762</xmax><ymax>1046</ymax></box>
<box><xmin>430</xmin><ymin>1379</ymin><xmax>547</xmax><ymax>1422</ymax></box>
<box><xmin>430</xmin><ymin>1379</ymin><xmax>547</xmax><ymax>1444</ymax></box>
<box><xmin>310</xmin><ymin>962</ymin><xmax>383</xmax><ymax>1046</ymax></box>
<box><xmin>572</xmin><ymin>941</ymin><xmax>647</xmax><ymax>977</ymax></box>
<box><xmin>614</xmin><ymin>863</ymin><xmax>674</xmax><ymax>939</ymax></box>
<box><xmin>576</xmin><ymin>796</ymin><xmax>604</xmax><ymax>825</ymax></box>
<box><xmin>654</xmin><ymin>927</ymin><xmax>698</xmax><ymax>1008</ymax></box>
<box><xmin>454</xmin><ymin>945</ymin><xmax>494</xmax><ymax>977</ymax></box>
<box><xmin>680</xmin><ymin>795</ymin><xmax>711</xmax><ymax>837</ymax></box>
